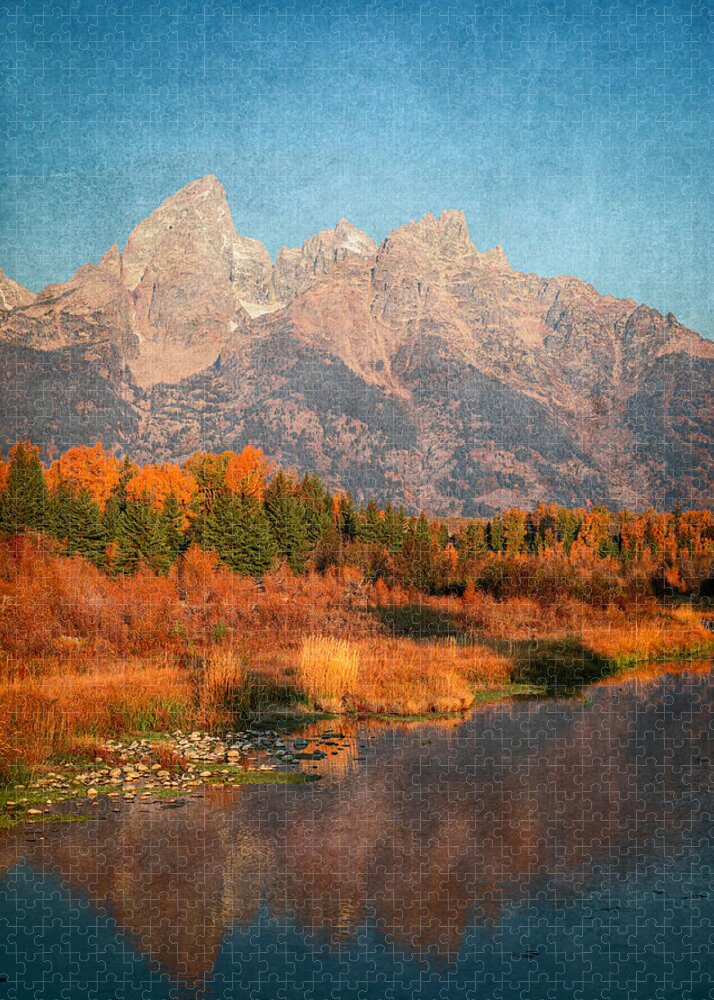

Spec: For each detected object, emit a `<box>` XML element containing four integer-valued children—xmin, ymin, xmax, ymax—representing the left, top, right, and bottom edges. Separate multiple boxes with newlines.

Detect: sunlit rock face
<box><xmin>273</xmin><ymin>218</ymin><xmax>377</xmax><ymax>304</ymax></box>
<box><xmin>1</xmin><ymin>176</ymin><xmax>712</xmax><ymax>512</ymax></box>
<box><xmin>0</xmin><ymin>269</ymin><xmax>35</xmax><ymax>311</ymax></box>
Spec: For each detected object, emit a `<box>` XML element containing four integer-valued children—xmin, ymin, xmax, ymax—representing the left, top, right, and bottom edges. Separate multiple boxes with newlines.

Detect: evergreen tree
<box><xmin>0</xmin><ymin>442</ymin><xmax>48</xmax><ymax>535</ymax></box>
<box><xmin>298</xmin><ymin>474</ymin><xmax>333</xmax><ymax>546</ymax></box>
<box><xmin>102</xmin><ymin>492</ymin><xmax>124</xmax><ymax>546</ymax></box>
<box><xmin>401</xmin><ymin>513</ymin><xmax>436</xmax><ymax>591</ymax></box>
<box><xmin>357</xmin><ymin>498</ymin><xmax>382</xmax><ymax>544</ymax></box>
<box><xmin>202</xmin><ymin>495</ymin><xmax>277</xmax><ymax>577</ymax></box>
<box><xmin>380</xmin><ymin>502</ymin><xmax>406</xmax><ymax>554</ymax></box>
<box><xmin>155</xmin><ymin>495</ymin><xmax>187</xmax><ymax>573</ymax></box>
<box><xmin>101</xmin><ymin>457</ymin><xmax>134</xmax><ymax>548</ymax></box>
<box><xmin>264</xmin><ymin>471</ymin><xmax>311</xmax><ymax>573</ymax></box>
<box><xmin>488</xmin><ymin>514</ymin><xmax>505</xmax><ymax>553</ymax></box>
<box><xmin>503</xmin><ymin>509</ymin><xmax>527</xmax><ymax>555</ymax></box>
<box><xmin>555</xmin><ymin>508</ymin><xmax>581</xmax><ymax>555</ymax></box>
<box><xmin>114</xmin><ymin>497</ymin><xmax>166</xmax><ymax>574</ymax></box>
<box><xmin>335</xmin><ymin>492</ymin><xmax>359</xmax><ymax>541</ymax></box>
<box><xmin>49</xmin><ymin>486</ymin><xmax>107</xmax><ymax>565</ymax></box>
<box><xmin>457</xmin><ymin>521</ymin><xmax>487</xmax><ymax>561</ymax></box>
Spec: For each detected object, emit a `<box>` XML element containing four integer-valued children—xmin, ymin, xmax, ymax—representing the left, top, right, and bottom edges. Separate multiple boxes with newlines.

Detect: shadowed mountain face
<box><xmin>1</xmin><ymin>175</ymin><xmax>712</xmax><ymax>512</ymax></box>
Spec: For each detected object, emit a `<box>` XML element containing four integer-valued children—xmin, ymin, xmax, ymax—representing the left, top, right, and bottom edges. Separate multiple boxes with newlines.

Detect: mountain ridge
<box><xmin>0</xmin><ymin>175</ymin><xmax>712</xmax><ymax>514</ymax></box>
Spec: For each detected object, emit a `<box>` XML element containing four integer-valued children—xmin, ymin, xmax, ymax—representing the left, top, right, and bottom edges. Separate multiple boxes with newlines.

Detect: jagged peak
<box><xmin>383</xmin><ymin>209</ymin><xmax>476</xmax><ymax>259</ymax></box>
<box><xmin>120</xmin><ymin>175</ymin><xmax>237</xmax><ymax>292</ymax></box>
<box><xmin>281</xmin><ymin>218</ymin><xmax>377</xmax><ymax>257</ymax></box>
<box><xmin>0</xmin><ymin>268</ymin><xmax>35</xmax><ymax>309</ymax></box>
<box><xmin>125</xmin><ymin>175</ymin><xmax>230</xmax><ymax>234</ymax></box>
<box><xmin>170</xmin><ymin>173</ymin><xmax>225</xmax><ymax>200</ymax></box>
<box><xmin>98</xmin><ymin>244</ymin><xmax>122</xmax><ymax>278</ymax></box>
<box><xmin>479</xmin><ymin>244</ymin><xmax>511</xmax><ymax>270</ymax></box>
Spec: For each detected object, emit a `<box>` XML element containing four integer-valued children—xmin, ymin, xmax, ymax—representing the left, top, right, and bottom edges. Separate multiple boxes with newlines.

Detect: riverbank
<box><xmin>1</xmin><ymin>597</ymin><xmax>712</xmax><ymax>798</ymax></box>
<box><xmin>0</xmin><ymin>727</ymin><xmax>337</xmax><ymax>829</ymax></box>
<box><xmin>2</xmin><ymin>654</ymin><xmax>712</xmax><ymax>832</ymax></box>
<box><xmin>2</xmin><ymin>539</ymin><xmax>713</xmax><ymax>786</ymax></box>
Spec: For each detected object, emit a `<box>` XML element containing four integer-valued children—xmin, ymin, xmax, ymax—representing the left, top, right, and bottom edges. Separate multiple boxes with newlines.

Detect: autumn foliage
<box><xmin>224</xmin><ymin>445</ymin><xmax>274</xmax><ymax>500</ymax></box>
<box><xmin>125</xmin><ymin>462</ymin><xmax>198</xmax><ymax>518</ymax></box>
<box><xmin>46</xmin><ymin>442</ymin><xmax>122</xmax><ymax>511</ymax></box>
<box><xmin>0</xmin><ymin>441</ymin><xmax>712</xmax><ymax>595</ymax></box>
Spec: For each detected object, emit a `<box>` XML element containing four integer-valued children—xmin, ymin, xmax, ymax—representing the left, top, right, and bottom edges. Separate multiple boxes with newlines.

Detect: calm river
<box><xmin>0</xmin><ymin>664</ymin><xmax>712</xmax><ymax>999</ymax></box>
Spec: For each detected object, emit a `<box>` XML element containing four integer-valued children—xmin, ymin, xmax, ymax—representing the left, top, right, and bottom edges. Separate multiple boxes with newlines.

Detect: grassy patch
<box><xmin>215</xmin><ymin>770</ymin><xmax>319</xmax><ymax>785</ymax></box>
<box><xmin>253</xmin><ymin>709</ymin><xmax>340</xmax><ymax>730</ymax></box>
<box><xmin>355</xmin><ymin>683</ymin><xmax>548</xmax><ymax>720</ymax></box>
<box><xmin>25</xmin><ymin>813</ymin><xmax>91</xmax><ymax>825</ymax></box>
<box><xmin>0</xmin><ymin>807</ymin><xmax>92</xmax><ymax>830</ymax></box>
<box><xmin>470</xmin><ymin>683</ymin><xmax>546</xmax><ymax>704</ymax></box>
<box><xmin>195</xmin><ymin>763</ymin><xmax>319</xmax><ymax>784</ymax></box>
<box><xmin>510</xmin><ymin>637</ymin><xmax>617</xmax><ymax>691</ymax></box>
<box><xmin>0</xmin><ymin>783</ymin><xmax>54</xmax><ymax>810</ymax></box>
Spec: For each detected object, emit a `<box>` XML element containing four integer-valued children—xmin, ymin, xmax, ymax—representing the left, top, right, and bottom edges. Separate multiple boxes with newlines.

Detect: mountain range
<box><xmin>1</xmin><ymin>174</ymin><xmax>712</xmax><ymax>514</ymax></box>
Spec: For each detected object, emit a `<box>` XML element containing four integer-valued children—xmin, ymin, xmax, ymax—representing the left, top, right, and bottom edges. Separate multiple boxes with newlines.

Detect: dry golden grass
<box><xmin>0</xmin><ymin>657</ymin><xmax>194</xmax><ymax>776</ymax></box>
<box><xmin>350</xmin><ymin>636</ymin><xmax>510</xmax><ymax>715</ymax></box>
<box><xmin>297</xmin><ymin>635</ymin><xmax>510</xmax><ymax>715</ymax></box>
<box><xmin>459</xmin><ymin>592</ymin><xmax>714</xmax><ymax>664</ymax></box>
<box><xmin>298</xmin><ymin>636</ymin><xmax>360</xmax><ymax>711</ymax></box>
<box><xmin>1</xmin><ymin>539</ymin><xmax>711</xmax><ymax>779</ymax></box>
<box><xmin>196</xmin><ymin>647</ymin><xmax>245</xmax><ymax>726</ymax></box>
<box><xmin>596</xmin><ymin>657</ymin><xmax>714</xmax><ymax>688</ymax></box>
<box><xmin>584</xmin><ymin>604</ymin><xmax>713</xmax><ymax>664</ymax></box>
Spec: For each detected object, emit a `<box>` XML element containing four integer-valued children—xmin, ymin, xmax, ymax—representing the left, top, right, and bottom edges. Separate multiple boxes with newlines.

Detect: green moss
<box><xmin>0</xmin><ymin>785</ymin><xmax>54</xmax><ymax>810</ymax></box>
<box><xmin>0</xmin><ymin>809</ymin><xmax>92</xmax><ymax>830</ymax></box>
<box><xmin>195</xmin><ymin>764</ymin><xmax>318</xmax><ymax>785</ymax></box>
<box><xmin>609</xmin><ymin>639</ymin><xmax>714</xmax><ymax>669</ymax></box>
<box><xmin>144</xmin><ymin>788</ymin><xmax>191</xmax><ymax>800</ymax></box>
<box><xmin>251</xmin><ymin>709</ymin><xmax>340</xmax><ymax>730</ymax></box>
<box><xmin>26</xmin><ymin>813</ymin><xmax>91</xmax><ymax>824</ymax></box>
<box><xmin>470</xmin><ymin>684</ymin><xmax>546</xmax><ymax>704</ymax></box>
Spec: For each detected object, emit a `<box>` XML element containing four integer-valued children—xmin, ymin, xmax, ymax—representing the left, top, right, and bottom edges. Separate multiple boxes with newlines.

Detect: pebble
<box><xmin>2</xmin><ymin>725</ymin><xmax>353</xmax><ymax>821</ymax></box>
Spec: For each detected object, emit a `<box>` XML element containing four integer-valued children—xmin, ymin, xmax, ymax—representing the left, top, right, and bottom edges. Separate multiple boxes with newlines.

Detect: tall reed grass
<box><xmin>297</xmin><ymin>634</ymin><xmax>510</xmax><ymax>714</ymax></box>
<box><xmin>0</xmin><ymin>657</ymin><xmax>195</xmax><ymax>779</ymax></box>
<box><xmin>298</xmin><ymin>636</ymin><xmax>360</xmax><ymax>710</ymax></box>
<box><xmin>195</xmin><ymin>647</ymin><xmax>245</xmax><ymax>727</ymax></box>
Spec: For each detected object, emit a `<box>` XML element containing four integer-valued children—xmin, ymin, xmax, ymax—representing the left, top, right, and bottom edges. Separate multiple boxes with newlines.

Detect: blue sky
<box><xmin>1</xmin><ymin>0</ymin><xmax>712</xmax><ymax>338</ymax></box>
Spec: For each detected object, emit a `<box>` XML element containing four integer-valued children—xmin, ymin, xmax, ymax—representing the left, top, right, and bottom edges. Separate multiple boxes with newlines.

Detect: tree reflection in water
<box><xmin>0</xmin><ymin>662</ymin><xmax>711</xmax><ymax>999</ymax></box>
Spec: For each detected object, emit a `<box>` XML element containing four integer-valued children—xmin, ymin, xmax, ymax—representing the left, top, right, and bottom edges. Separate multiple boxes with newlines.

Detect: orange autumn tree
<box><xmin>224</xmin><ymin>446</ymin><xmax>274</xmax><ymax>501</ymax></box>
<box><xmin>46</xmin><ymin>442</ymin><xmax>122</xmax><ymax>511</ymax></box>
<box><xmin>125</xmin><ymin>463</ymin><xmax>198</xmax><ymax>522</ymax></box>
<box><xmin>677</xmin><ymin>510</ymin><xmax>714</xmax><ymax>558</ymax></box>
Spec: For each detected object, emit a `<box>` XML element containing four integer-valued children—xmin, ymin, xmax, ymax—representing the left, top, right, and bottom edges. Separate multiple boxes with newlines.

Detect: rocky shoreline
<box><xmin>1</xmin><ymin>727</ymin><xmax>353</xmax><ymax>827</ymax></box>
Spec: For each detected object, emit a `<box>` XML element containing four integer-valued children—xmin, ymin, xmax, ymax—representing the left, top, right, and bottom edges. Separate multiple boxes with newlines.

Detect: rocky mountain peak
<box><xmin>392</xmin><ymin>209</ymin><xmax>476</xmax><ymax>259</ymax></box>
<box><xmin>98</xmin><ymin>244</ymin><xmax>122</xmax><ymax>278</ymax></box>
<box><xmin>0</xmin><ymin>269</ymin><xmax>35</xmax><ymax>310</ymax></box>
<box><xmin>479</xmin><ymin>244</ymin><xmax>511</xmax><ymax>270</ymax></box>
<box><xmin>273</xmin><ymin>219</ymin><xmax>377</xmax><ymax>304</ymax></box>
<box><xmin>2</xmin><ymin>175</ymin><xmax>712</xmax><ymax>514</ymax></box>
<box><xmin>120</xmin><ymin>174</ymin><xmax>236</xmax><ymax>292</ymax></box>
<box><xmin>332</xmin><ymin>218</ymin><xmax>378</xmax><ymax>255</ymax></box>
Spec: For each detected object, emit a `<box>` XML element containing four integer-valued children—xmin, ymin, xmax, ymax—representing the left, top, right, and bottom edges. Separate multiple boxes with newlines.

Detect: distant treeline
<box><xmin>1</xmin><ymin>441</ymin><xmax>712</xmax><ymax>593</ymax></box>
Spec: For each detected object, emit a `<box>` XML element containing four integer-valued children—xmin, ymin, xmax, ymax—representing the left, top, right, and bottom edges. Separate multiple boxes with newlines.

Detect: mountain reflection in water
<box><xmin>0</xmin><ymin>664</ymin><xmax>711</xmax><ymax>999</ymax></box>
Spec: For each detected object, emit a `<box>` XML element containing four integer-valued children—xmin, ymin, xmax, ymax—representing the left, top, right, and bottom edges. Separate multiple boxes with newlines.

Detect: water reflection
<box><xmin>0</xmin><ymin>664</ymin><xmax>711</xmax><ymax>999</ymax></box>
